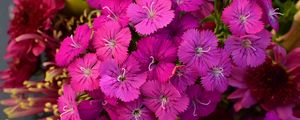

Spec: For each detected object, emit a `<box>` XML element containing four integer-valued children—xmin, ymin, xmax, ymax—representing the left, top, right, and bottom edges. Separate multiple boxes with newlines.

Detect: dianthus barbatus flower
<box><xmin>127</xmin><ymin>0</ymin><xmax>175</xmax><ymax>35</ymax></box>
<box><xmin>117</xmin><ymin>98</ymin><xmax>155</xmax><ymax>120</ymax></box>
<box><xmin>67</xmin><ymin>53</ymin><xmax>100</xmax><ymax>92</ymax></box>
<box><xmin>133</xmin><ymin>37</ymin><xmax>177</xmax><ymax>82</ymax></box>
<box><xmin>225</xmin><ymin>30</ymin><xmax>271</xmax><ymax>67</ymax></box>
<box><xmin>257</xmin><ymin>0</ymin><xmax>281</xmax><ymax>31</ymax></box>
<box><xmin>93</xmin><ymin>21</ymin><xmax>131</xmax><ymax>64</ymax></box>
<box><xmin>55</xmin><ymin>24</ymin><xmax>91</xmax><ymax>67</ymax></box>
<box><xmin>180</xmin><ymin>85</ymin><xmax>221</xmax><ymax>119</ymax></box>
<box><xmin>172</xmin><ymin>0</ymin><xmax>204</xmax><ymax>12</ymax></box>
<box><xmin>8</xmin><ymin>0</ymin><xmax>64</xmax><ymax>39</ymax></box>
<box><xmin>58</xmin><ymin>85</ymin><xmax>80</xmax><ymax>120</ymax></box>
<box><xmin>93</xmin><ymin>0</ymin><xmax>131</xmax><ymax>28</ymax></box>
<box><xmin>99</xmin><ymin>56</ymin><xmax>147</xmax><ymax>102</ymax></box>
<box><xmin>221</xmin><ymin>0</ymin><xmax>264</xmax><ymax>35</ymax></box>
<box><xmin>228</xmin><ymin>46</ymin><xmax>300</xmax><ymax>111</ymax></box>
<box><xmin>170</xmin><ymin>65</ymin><xmax>198</xmax><ymax>92</ymax></box>
<box><xmin>78</xmin><ymin>100</ymin><xmax>103</xmax><ymax>120</ymax></box>
<box><xmin>178</xmin><ymin>29</ymin><xmax>219</xmax><ymax>74</ymax></box>
<box><xmin>141</xmin><ymin>81</ymin><xmax>189</xmax><ymax>120</ymax></box>
<box><xmin>201</xmin><ymin>50</ymin><xmax>231</xmax><ymax>92</ymax></box>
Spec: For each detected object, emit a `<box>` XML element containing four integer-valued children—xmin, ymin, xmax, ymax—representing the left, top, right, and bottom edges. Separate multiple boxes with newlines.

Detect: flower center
<box><xmin>142</xmin><ymin>2</ymin><xmax>156</xmax><ymax>18</ymax></box>
<box><xmin>80</xmin><ymin>67</ymin><xmax>92</xmax><ymax>77</ymax></box>
<box><xmin>160</xmin><ymin>96</ymin><xmax>168</xmax><ymax>109</ymax></box>
<box><xmin>104</xmin><ymin>38</ymin><xmax>116</xmax><ymax>49</ymax></box>
<box><xmin>212</xmin><ymin>67</ymin><xmax>224</xmax><ymax>77</ymax></box>
<box><xmin>148</xmin><ymin>56</ymin><xmax>159</xmax><ymax>71</ymax></box>
<box><xmin>117</xmin><ymin>68</ymin><xmax>126</xmax><ymax>81</ymax></box>
<box><xmin>132</xmin><ymin>109</ymin><xmax>142</xmax><ymax>119</ymax></box>
<box><xmin>245</xmin><ymin>59</ymin><xmax>300</xmax><ymax>109</ymax></box>
<box><xmin>195</xmin><ymin>47</ymin><xmax>210</xmax><ymax>56</ymax></box>
<box><xmin>242</xmin><ymin>39</ymin><xmax>256</xmax><ymax>51</ymax></box>
<box><xmin>239</xmin><ymin>14</ymin><xmax>250</xmax><ymax>23</ymax></box>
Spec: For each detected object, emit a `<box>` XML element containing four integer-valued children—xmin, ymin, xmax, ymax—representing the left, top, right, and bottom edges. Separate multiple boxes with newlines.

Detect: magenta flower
<box><xmin>133</xmin><ymin>37</ymin><xmax>177</xmax><ymax>82</ymax></box>
<box><xmin>257</xmin><ymin>0</ymin><xmax>281</xmax><ymax>31</ymax></box>
<box><xmin>127</xmin><ymin>0</ymin><xmax>175</xmax><ymax>35</ymax></box>
<box><xmin>93</xmin><ymin>21</ymin><xmax>131</xmax><ymax>64</ymax></box>
<box><xmin>55</xmin><ymin>24</ymin><xmax>91</xmax><ymax>67</ymax></box>
<box><xmin>191</xmin><ymin>0</ymin><xmax>214</xmax><ymax>19</ymax></box>
<box><xmin>58</xmin><ymin>85</ymin><xmax>80</xmax><ymax>120</ymax></box>
<box><xmin>225</xmin><ymin>30</ymin><xmax>271</xmax><ymax>67</ymax></box>
<box><xmin>178</xmin><ymin>29</ymin><xmax>219</xmax><ymax>74</ymax></box>
<box><xmin>170</xmin><ymin>65</ymin><xmax>198</xmax><ymax>92</ymax></box>
<box><xmin>118</xmin><ymin>98</ymin><xmax>155</xmax><ymax>120</ymax></box>
<box><xmin>265</xmin><ymin>105</ymin><xmax>299</xmax><ymax>120</ymax></box>
<box><xmin>180</xmin><ymin>85</ymin><xmax>221</xmax><ymax>119</ymax></box>
<box><xmin>172</xmin><ymin>0</ymin><xmax>204</xmax><ymax>12</ymax></box>
<box><xmin>221</xmin><ymin>0</ymin><xmax>264</xmax><ymax>35</ymax></box>
<box><xmin>99</xmin><ymin>56</ymin><xmax>147</xmax><ymax>102</ymax></box>
<box><xmin>67</xmin><ymin>53</ymin><xmax>100</xmax><ymax>92</ymax></box>
<box><xmin>78</xmin><ymin>100</ymin><xmax>102</xmax><ymax>120</ymax></box>
<box><xmin>87</xmin><ymin>0</ymin><xmax>102</xmax><ymax>9</ymax></box>
<box><xmin>141</xmin><ymin>81</ymin><xmax>189</xmax><ymax>120</ymax></box>
<box><xmin>93</xmin><ymin>0</ymin><xmax>131</xmax><ymax>28</ymax></box>
<box><xmin>201</xmin><ymin>50</ymin><xmax>231</xmax><ymax>92</ymax></box>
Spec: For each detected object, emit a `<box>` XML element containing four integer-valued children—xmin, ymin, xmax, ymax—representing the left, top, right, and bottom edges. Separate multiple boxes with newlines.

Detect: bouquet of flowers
<box><xmin>1</xmin><ymin>0</ymin><xmax>300</xmax><ymax>120</ymax></box>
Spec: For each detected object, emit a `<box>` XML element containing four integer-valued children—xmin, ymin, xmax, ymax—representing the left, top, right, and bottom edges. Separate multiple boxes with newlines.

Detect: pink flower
<box><xmin>201</xmin><ymin>50</ymin><xmax>231</xmax><ymax>92</ymax></box>
<box><xmin>172</xmin><ymin>0</ymin><xmax>204</xmax><ymax>12</ymax></box>
<box><xmin>67</xmin><ymin>53</ymin><xmax>100</xmax><ymax>92</ymax></box>
<box><xmin>141</xmin><ymin>81</ymin><xmax>189</xmax><ymax>120</ymax></box>
<box><xmin>170</xmin><ymin>65</ymin><xmax>198</xmax><ymax>92</ymax></box>
<box><xmin>257</xmin><ymin>0</ymin><xmax>281</xmax><ymax>31</ymax></box>
<box><xmin>99</xmin><ymin>56</ymin><xmax>147</xmax><ymax>102</ymax></box>
<box><xmin>93</xmin><ymin>21</ymin><xmax>131</xmax><ymax>64</ymax></box>
<box><xmin>93</xmin><ymin>0</ymin><xmax>131</xmax><ymax>28</ymax></box>
<box><xmin>221</xmin><ymin>0</ymin><xmax>264</xmax><ymax>35</ymax></box>
<box><xmin>127</xmin><ymin>0</ymin><xmax>175</xmax><ymax>35</ymax></box>
<box><xmin>118</xmin><ymin>98</ymin><xmax>155</xmax><ymax>120</ymax></box>
<box><xmin>58</xmin><ymin>85</ymin><xmax>80</xmax><ymax>120</ymax></box>
<box><xmin>133</xmin><ymin>37</ymin><xmax>177</xmax><ymax>82</ymax></box>
<box><xmin>178</xmin><ymin>29</ymin><xmax>219</xmax><ymax>74</ymax></box>
<box><xmin>55</xmin><ymin>24</ymin><xmax>91</xmax><ymax>67</ymax></box>
<box><xmin>225</xmin><ymin>30</ymin><xmax>271</xmax><ymax>67</ymax></box>
<box><xmin>180</xmin><ymin>85</ymin><xmax>221</xmax><ymax>119</ymax></box>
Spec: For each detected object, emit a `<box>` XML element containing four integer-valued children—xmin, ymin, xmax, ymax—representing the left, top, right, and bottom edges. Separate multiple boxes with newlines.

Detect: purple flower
<box><xmin>118</xmin><ymin>98</ymin><xmax>155</xmax><ymax>120</ymax></box>
<box><xmin>55</xmin><ymin>24</ymin><xmax>91</xmax><ymax>67</ymax></box>
<box><xmin>201</xmin><ymin>50</ymin><xmax>231</xmax><ymax>92</ymax></box>
<box><xmin>99</xmin><ymin>56</ymin><xmax>147</xmax><ymax>102</ymax></box>
<box><xmin>170</xmin><ymin>65</ymin><xmax>198</xmax><ymax>92</ymax></box>
<box><xmin>67</xmin><ymin>53</ymin><xmax>100</xmax><ymax>92</ymax></box>
<box><xmin>221</xmin><ymin>0</ymin><xmax>264</xmax><ymax>35</ymax></box>
<box><xmin>141</xmin><ymin>81</ymin><xmax>189</xmax><ymax>120</ymax></box>
<box><xmin>93</xmin><ymin>0</ymin><xmax>131</xmax><ymax>28</ymax></box>
<box><xmin>133</xmin><ymin>37</ymin><xmax>177</xmax><ymax>82</ymax></box>
<box><xmin>180</xmin><ymin>85</ymin><xmax>221</xmax><ymax>119</ymax></box>
<box><xmin>93</xmin><ymin>21</ymin><xmax>131</xmax><ymax>64</ymax></box>
<box><xmin>178</xmin><ymin>29</ymin><xmax>219</xmax><ymax>74</ymax></box>
<box><xmin>127</xmin><ymin>0</ymin><xmax>175</xmax><ymax>35</ymax></box>
<box><xmin>58</xmin><ymin>85</ymin><xmax>80</xmax><ymax>120</ymax></box>
<box><xmin>225</xmin><ymin>30</ymin><xmax>271</xmax><ymax>67</ymax></box>
<box><xmin>172</xmin><ymin>0</ymin><xmax>204</xmax><ymax>12</ymax></box>
<box><xmin>257</xmin><ymin>0</ymin><xmax>282</xmax><ymax>31</ymax></box>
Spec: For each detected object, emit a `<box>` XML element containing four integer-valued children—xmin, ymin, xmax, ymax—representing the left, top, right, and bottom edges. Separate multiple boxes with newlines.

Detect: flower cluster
<box><xmin>2</xmin><ymin>0</ymin><xmax>300</xmax><ymax>120</ymax></box>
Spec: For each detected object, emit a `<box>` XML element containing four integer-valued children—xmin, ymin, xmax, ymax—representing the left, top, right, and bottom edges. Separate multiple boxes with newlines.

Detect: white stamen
<box><xmin>212</xmin><ymin>67</ymin><xmax>224</xmax><ymax>77</ymax></box>
<box><xmin>104</xmin><ymin>38</ymin><xmax>116</xmax><ymax>48</ymax></box>
<box><xmin>117</xmin><ymin>68</ymin><xmax>126</xmax><ymax>81</ymax></box>
<box><xmin>192</xmin><ymin>101</ymin><xmax>197</xmax><ymax>116</ymax></box>
<box><xmin>195</xmin><ymin>99</ymin><xmax>211</xmax><ymax>106</ymax></box>
<box><xmin>60</xmin><ymin>105</ymin><xmax>74</xmax><ymax>118</ymax></box>
<box><xmin>102</xmin><ymin>6</ymin><xmax>118</xmax><ymax>20</ymax></box>
<box><xmin>142</xmin><ymin>2</ymin><xmax>155</xmax><ymax>18</ymax></box>
<box><xmin>148</xmin><ymin>56</ymin><xmax>156</xmax><ymax>71</ymax></box>
<box><xmin>160</xmin><ymin>96</ymin><xmax>168</xmax><ymax>109</ymax></box>
<box><xmin>196</xmin><ymin>47</ymin><xmax>211</xmax><ymax>56</ymax></box>
<box><xmin>70</xmin><ymin>35</ymin><xmax>80</xmax><ymax>48</ymax></box>
<box><xmin>80</xmin><ymin>67</ymin><xmax>91</xmax><ymax>77</ymax></box>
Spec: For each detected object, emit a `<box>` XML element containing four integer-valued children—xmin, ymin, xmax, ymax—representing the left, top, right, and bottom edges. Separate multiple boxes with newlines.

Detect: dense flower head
<box><xmin>127</xmin><ymin>0</ymin><xmax>175</xmax><ymax>35</ymax></box>
<box><xmin>141</xmin><ymin>80</ymin><xmax>189</xmax><ymax>120</ymax></box>
<box><xmin>93</xmin><ymin>21</ymin><xmax>131</xmax><ymax>64</ymax></box>
<box><xmin>222</xmin><ymin>0</ymin><xmax>264</xmax><ymax>35</ymax></box>
<box><xmin>225</xmin><ymin>30</ymin><xmax>271</xmax><ymax>67</ymax></box>
<box><xmin>55</xmin><ymin>24</ymin><xmax>91</xmax><ymax>67</ymax></box>
<box><xmin>133</xmin><ymin>37</ymin><xmax>177</xmax><ymax>82</ymax></box>
<box><xmin>99</xmin><ymin>56</ymin><xmax>147</xmax><ymax>102</ymax></box>
<box><xmin>178</xmin><ymin>29</ymin><xmax>219</xmax><ymax>74</ymax></box>
<box><xmin>67</xmin><ymin>53</ymin><xmax>100</xmax><ymax>92</ymax></box>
